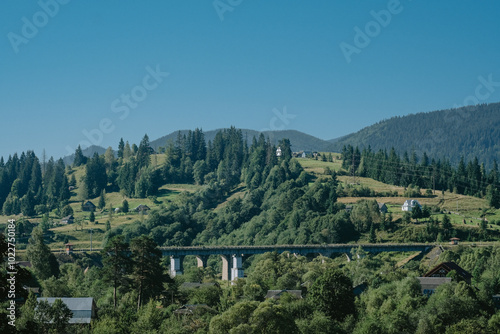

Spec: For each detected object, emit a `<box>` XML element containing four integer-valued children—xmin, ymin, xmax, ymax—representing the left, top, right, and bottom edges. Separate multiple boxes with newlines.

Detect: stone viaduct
<box><xmin>160</xmin><ymin>243</ymin><xmax>435</xmax><ymax>281</ymax></box>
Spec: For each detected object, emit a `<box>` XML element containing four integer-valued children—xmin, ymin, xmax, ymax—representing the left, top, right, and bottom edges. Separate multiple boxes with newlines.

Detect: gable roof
<box><xmin>424</xmin><ymin>262</ymin><xmax>472</xmax><ymax>280</ymax></box>
<box><xmin>83</xmin><ymin>201</ymin><xmax>96</xmax><ymax>207</ymax></box>
<box><xmin>403</xmin><ymin>199</ymin><xmax>421</xmax><ymax>206</ymax></box>
<box><xmin>37</xmin><ymin>297</ymin><xmax>96</xmax><ymax>324</ymax></box>
<box><xmin>135</xmin><ymin>204</ymin><xmax>151</xmax><ymax>211</ymax></box>
<box><xmin>265</xmin><ymin>290</ymin><xmax>302</xmax><ymax>299</ymax></box>
<box><xmin>173</xmin><ymin>304</ymin><xmax>216</xmax><ymax>315</ymax></box>
<box><xmin>180</xmin><ymin>282</ymin><xmax>218</xmax><ymax>289</ymax></box>
<box><xmin>417</xmin><ymin>277</ymin><xmax>452</xmax><ymax>291</ymax></box>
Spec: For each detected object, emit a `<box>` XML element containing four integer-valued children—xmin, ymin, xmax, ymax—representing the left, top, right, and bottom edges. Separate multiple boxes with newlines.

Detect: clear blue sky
<box><xmin>1</xmin><ymin>1</ymin><xmax>500</xmax><ymax>160</ymax></box>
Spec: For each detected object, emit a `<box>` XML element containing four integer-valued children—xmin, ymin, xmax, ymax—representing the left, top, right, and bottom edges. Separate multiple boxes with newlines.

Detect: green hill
<box><xmin>150</xmin><ymin>128</ymin><xmax>336</xmax><ymax>153</ymax></box>
<box><xmin>329</xmin><ymin>102</ymin><xmax>500</xmax><ymax>167</ymax></box>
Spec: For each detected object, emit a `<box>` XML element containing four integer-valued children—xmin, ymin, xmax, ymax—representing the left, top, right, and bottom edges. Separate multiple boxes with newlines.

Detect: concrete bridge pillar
<box><xmin>170</xmin><ymin>255</ymin><xmax>184</xmax><ymax>277</ymax></box>
<box><xmin>221</xmin><ymin>255</ymin><xmax>232</xmax><ymax>281</ymax></box>
<box><xmin>320</xmin><ymin>251</ymin><xmax>333</xmax><ymax>263</ymax></box>
<box><xmin>196</xmin><ymin>255</ymin><xmax>209</xmax><ymax>268</ymax></box>
<box><xmin>231</xmin><ymin>254</ymin><xmax>244</xmax><ymax>282</ymax></box>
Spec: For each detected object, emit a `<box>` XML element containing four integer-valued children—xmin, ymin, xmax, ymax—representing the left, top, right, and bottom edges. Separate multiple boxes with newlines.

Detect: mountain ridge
<box><xmin>328</xmin><ymin>102</ymin><xmax>500</xmax><ymax>167</ymax></box>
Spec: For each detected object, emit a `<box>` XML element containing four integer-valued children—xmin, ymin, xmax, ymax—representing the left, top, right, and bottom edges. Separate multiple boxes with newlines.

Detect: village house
<box><xmin>416</xmin><ymin>277</ymin><xmax>452</xmax><ymax>296</ymax></box>
<box><xmin>60</xmin><ymin>215</ymin><xmax>74</xmax><ymax>224</ymax></box>
<box><xmin>37</xmin><ymin>297</ymin><xmax>97</xmax><ymax>324</ymax></box>
<box><xmin>402</xmin><ymin>199</ymin><xmax>422</xmax><ymax>212</ymax></box>
<box><xmin>135</xmin><ymin>204</ymin><xmax>151</xmax><ymax>213</ymax></box>
<box><xmin>173</xmin><ymin>304</ymin><xmax>216</xmax><ymax>316</ymax></box>
<box><xmin>265</xmin><ymin>290</ymin><xmax>303</xmax><ymax>300</ymax></box>
<box><xmin>180</xmin><ymin>282</ymin><xmax>219</xmax><ymax>290</ymax></box>
<box><xmin>424</xmin><ymin>262</ymin><xmax>472</xmax><ymax>284</ymax></box>
<box><xmin>82</xmin><ymin>201</ymin><xmax>96</xmax><ymax>212</ymax></box>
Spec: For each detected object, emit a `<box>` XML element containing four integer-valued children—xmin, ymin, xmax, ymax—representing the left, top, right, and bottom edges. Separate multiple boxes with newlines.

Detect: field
<box><xmin>2</xmin><ymin>181</ymin><xmax>204</xmax><ymax>252</ymax></box>
<box><xmin>299</xmin><ymin>158</ymin><xmax>500</xmax><ymax>231</ymax></box>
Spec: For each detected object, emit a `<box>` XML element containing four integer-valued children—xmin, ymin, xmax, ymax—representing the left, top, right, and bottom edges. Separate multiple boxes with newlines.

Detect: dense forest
<box><xmin>341</xmin><ymin>145</ymin><xmax>500</xmax><ymax>209</ymax></box>
<box><xmin>330</xmin><ymin>102</ymin><xmax>500</xmax><ymax>168</ymax></box>
<box><xmin>5</xmin><ymin>228</ymin><xmax>500</xmax><ymax>333</ymax></box>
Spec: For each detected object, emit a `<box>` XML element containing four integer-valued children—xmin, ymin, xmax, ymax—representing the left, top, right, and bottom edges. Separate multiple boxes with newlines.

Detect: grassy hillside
<box><xmin>4</xmin><ymin>155</ymin><xmax>499</xmax><ymax>253</ymax></box>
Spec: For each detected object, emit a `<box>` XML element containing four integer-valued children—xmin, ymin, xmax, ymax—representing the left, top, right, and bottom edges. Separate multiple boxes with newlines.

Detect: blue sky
<box><xmin>1</xmin><ymin>1</ymin><xmax>500</xmax><ymax>160</ymax></box>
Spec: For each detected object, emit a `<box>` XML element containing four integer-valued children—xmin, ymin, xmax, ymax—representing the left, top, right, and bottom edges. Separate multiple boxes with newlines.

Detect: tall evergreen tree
<box><xmin>137</xmin><ymin>134</ymin><xmax>151</xmax><ymax>168</ymax></box>
<box><xmin>102</xmin><ymin>236</ymin><xmax>132</xmax><ymax>307</ymax></box>
<box><xmin>73</xmin><ymin>145</ymin><xmax>86</xmax><ymax>167</ymax></box>
<box><xmin>118</xmin><ymin>138</ymin><xmax>125</xmax><ymax>159</ymax></box>
<box><xmin>26</xmin><ymin>227</ymin><xmax>60</xmax><ymax>280</ymax></box>
<box><xmin>130</xmin><ymin>236</ymin><xmax>164</xmax><ymax>310</ymax></box>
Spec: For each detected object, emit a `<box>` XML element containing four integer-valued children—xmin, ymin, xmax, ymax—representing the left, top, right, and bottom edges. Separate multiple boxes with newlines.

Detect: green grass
<box><xmin>298</xmin><ymin>157</ymin><xmax>343</xmax><ymax>174</ymax></box>
<box><xmin>2</xmin><ymin>182</ymin><xmax>204</xmax><ymax>251</ymax></box>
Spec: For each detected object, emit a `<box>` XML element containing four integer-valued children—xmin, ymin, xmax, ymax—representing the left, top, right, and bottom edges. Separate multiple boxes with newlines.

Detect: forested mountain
<box><xmin>330</xmin><ymin>102</ymin><xmax>500</xmax><ymax>168</ymax></box>
<box><xmin>150</xmin><ymin>129</ymin><xmax>336</xmax><ymax>153</ymax></box>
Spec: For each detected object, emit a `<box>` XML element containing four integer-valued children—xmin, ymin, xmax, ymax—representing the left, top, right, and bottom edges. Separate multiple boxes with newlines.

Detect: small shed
<box><xmin>65</xmin><ymin>243</ymin><xmax>74</xmax><ymax>255</ymax></box>
<box><xmin>378</xmin><ymin>203</ymin><xmax>388</xmax><ymax>214</ymax></box>
<box><xmin>60</xmin><ymin>215</ymin><xmax>74</xmax><ymax>224</ymax></box>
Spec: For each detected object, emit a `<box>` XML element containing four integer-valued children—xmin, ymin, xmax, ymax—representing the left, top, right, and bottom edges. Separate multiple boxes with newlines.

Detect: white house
<box><xmin>402</xmin><ymin>199</ymin><xmax>421</xmax><ymax>212</ymax></box>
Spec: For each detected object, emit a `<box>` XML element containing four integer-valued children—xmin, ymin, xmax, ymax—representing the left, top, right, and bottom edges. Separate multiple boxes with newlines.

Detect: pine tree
<box><xmin>122</xmin><ymin>199</ymin><xmax>129</xmax><ymax>213</ymax></box>
<box><xmin>73</xmin><ymin>145</ymin><xmax>87</xmax><ymax>167</ymax></box>
<box><xmin>137</xmin><ymin>134</ymin><xmax>151</xmax><ymax>168</ymax></box>
<box><xmin>98</xmin><ymin>190</ymin><xmax>106</xmax><ymax>210</ymax></box>
<box><xmin>102</xmin><ymin>236</ymin><xmax>132</xmax><ymax>307</ymax></box>
<box><xmin>369</xmin><ymin>222</ymin><xmax>376</xmax><ymax>243</ymax></box>
<box><xmin>118</xmin><ymin>138</ymin><xmax>125</xmax><ymax>159</ymax></box>
<box><xmin>26</xmin><ymin>227</ymin><xmax>60</xmax><ymax>280</ymax></box>
<box><xmin>130</xmin><ymin>236</ymin><xmax>164</xmax><ymax>310</ymax></box>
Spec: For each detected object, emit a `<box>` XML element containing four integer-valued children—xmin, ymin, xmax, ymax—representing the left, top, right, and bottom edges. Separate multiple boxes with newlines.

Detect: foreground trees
<box><xmin>26</xmin><ymin>227</ymin><xmax>59</xmax><ymax>280</ymax></box>
<box><xmin>102</xmin><ymin>236</ymin><xmax>132</xmax><ymax>308</ymax></box>
<box><xmin>308</xmin><ymin>268</ymin><xmax>355</xmax><ymax>322</ymax></box>
<box><xmin>130</xmin><ymin>235</ymin><xmax>166</xmax><ymax>309</ymax></box>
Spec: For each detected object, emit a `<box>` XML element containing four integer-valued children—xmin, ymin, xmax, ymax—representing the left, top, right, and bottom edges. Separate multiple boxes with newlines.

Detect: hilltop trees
<box><xmin>84</xmin><ymin>153</ymin><xmax>107</xmax><ymax>198</ymax></box>
<box><xmin>342</xmin><ymin>144</ymin><xmax>500</xmax><ymax>201</ymax></box>
<box><xmin>26</xmin><ymin>227</ymin><xmax>60</xmax><ymax>280</ymax></box>
<box><xmin>73</xmin><ymin>145</ymin><xmax>87</xmax><ymax>167</ymax></box>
